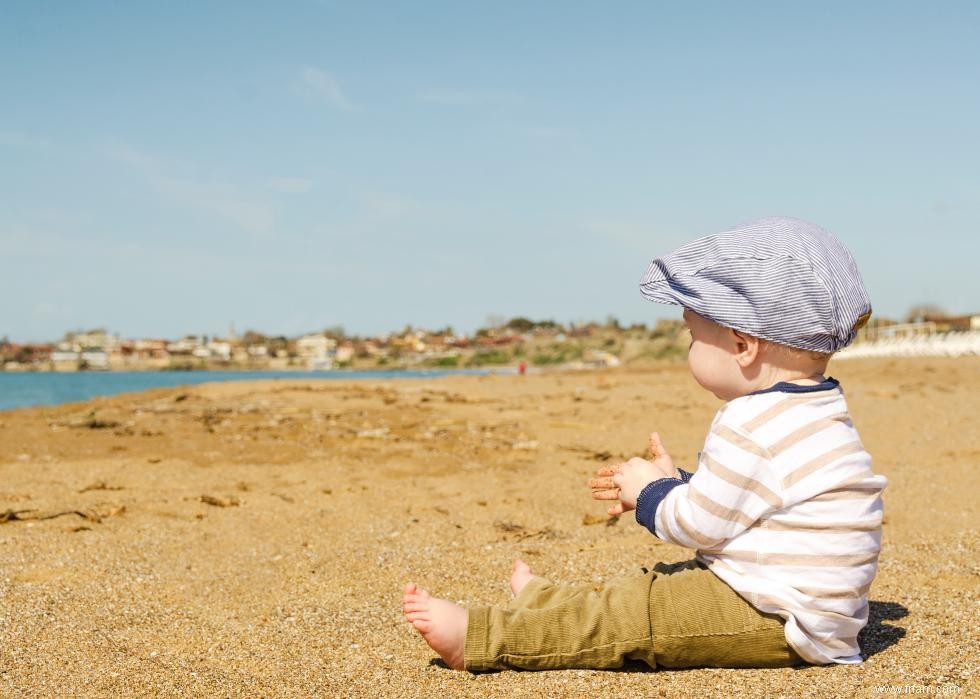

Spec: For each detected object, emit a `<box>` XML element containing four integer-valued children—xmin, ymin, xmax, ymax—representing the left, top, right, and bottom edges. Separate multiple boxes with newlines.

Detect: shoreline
<box><xmin>0</xmin><ymin>366</ymin><xmax>515</xmax><ymax>413</ymax></box>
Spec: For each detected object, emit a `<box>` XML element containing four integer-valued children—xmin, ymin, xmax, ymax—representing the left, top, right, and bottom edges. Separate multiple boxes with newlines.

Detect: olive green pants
<box><xmin>464</xmin><ymin>559</ymin><xmax>803</xmax><ymax>671</ymax></box>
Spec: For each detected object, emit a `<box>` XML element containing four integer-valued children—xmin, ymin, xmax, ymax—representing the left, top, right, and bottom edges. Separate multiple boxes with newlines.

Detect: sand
<box><xmin>0</xmin><ymin>357</ymin><xmax>977</xmax><ymax>697</ymax></box>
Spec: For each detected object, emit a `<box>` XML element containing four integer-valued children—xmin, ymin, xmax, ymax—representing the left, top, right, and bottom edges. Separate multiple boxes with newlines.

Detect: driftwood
<box><xmin>0</xmin><ymin>506</ymin><xmax>125</xmax><ymax>524</ymax></box>
<box><xmin>78</xmin><ymin>480</ymin><xmax>124</xmax><ymax>493</ymax></box>
<box><xmin>199</xmin><ymin>494</ymin><xmax>240</xmax><ymax>508</ymax></box>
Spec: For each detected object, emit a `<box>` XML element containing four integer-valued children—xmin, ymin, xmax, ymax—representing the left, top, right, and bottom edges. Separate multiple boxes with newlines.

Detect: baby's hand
<box><xmin>590</xmin><ymin>458</ymin><xmax>660</xmax><ymax>516</ymax></box>
<box><xmin>588</xmin><ymin>432</ymin><xmax>680</xmax><ymax>517</ymax></box>
<box><xmin>645</xmin><ymin>432</ymin><xmax>680</xmax><ymax>480</ymax></box>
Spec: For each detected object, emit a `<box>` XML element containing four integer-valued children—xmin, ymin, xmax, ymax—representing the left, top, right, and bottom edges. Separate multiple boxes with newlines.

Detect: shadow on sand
<box><xmin>859</xmin><ymin>600</ymin><xmax>908</xmax><ymax>659</ymax></box>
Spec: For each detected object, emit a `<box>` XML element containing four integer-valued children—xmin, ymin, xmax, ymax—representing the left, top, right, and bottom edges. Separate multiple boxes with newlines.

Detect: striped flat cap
<box><xmin>639</xmin><ymin>217</ymin><xmax>871</xmax><ymax>353</ymax></box>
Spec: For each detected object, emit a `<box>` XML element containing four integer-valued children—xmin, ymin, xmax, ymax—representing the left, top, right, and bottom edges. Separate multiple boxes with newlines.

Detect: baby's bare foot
<box><xmin>402</xmin><ymin>583</ymin><xmax>467</xmax><ymax>670</ymax></box>
<box><xmin>509</xmin><ymin>559</ymin><xmax>535</xmax><ymax>596</ymax></box>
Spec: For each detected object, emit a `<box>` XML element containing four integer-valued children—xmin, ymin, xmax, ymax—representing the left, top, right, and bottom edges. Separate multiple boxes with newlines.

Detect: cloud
<box><xmin>351</xmin><ymin>190</ymin><xmax>452</xmax><ymax>239</ymax></box>
<box><xmin>105</xmin><ymin>144</ymin><xmax>276</xmax><ymax>237</ymax></box>
<box><xmin>298</xmin><ymin>66</ymin><xmax>354</xmax><ymax>111</ymax></box>
<box><xmin>156</xmin><ymin>177</ymin><xmax>275</xmax><ymax>236</ymax></box>
<box><xmin>417</xmin><ymin>89</ymin><xmax>523</xmax><ymax>106</ymax></box>
<box><xmin>269</xmin><ymin>177</ymin><xmax>314</xmax><ymax>194</ymax></box>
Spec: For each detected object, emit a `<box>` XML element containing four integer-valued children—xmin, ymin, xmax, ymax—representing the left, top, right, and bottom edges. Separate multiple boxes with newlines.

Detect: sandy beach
<box><xmin>1</xmin><ymin>357</ymin><xmax>977</xmax><ymax>697</ymax></box>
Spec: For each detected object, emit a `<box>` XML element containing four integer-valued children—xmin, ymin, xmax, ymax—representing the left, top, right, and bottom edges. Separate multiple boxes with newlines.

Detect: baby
<box><xmin>403</xmin><ymin>216</ymin><xmax>887</xmax><ymax>671</ymax></box>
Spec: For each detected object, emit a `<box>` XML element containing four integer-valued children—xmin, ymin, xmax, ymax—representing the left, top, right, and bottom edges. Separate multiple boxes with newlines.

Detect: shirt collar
<box><xmin>748</xmin><ymin>376</ymin><xmax>840</xmax><ymax>396</ymax></box>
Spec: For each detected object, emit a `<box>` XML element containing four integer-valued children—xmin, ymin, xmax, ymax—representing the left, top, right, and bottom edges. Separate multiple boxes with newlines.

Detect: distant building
<box><xmin>207</xmin><ymin>340</ymin><xmax>232</xmax><ymax>361</ymax></box>
<box><xmin>392</xmin><ymin>331</ymin><xmax>426</xmax><ymax>353</ymax></box>
<box><xmin>335</xmin><ymin>343</ymin><xmax>355</xmax><ymax>363</ymax></box>
<box><xmin>80</xmin><ymin>349</ymin><xmax>109</xmax><ymax>370</ymax></box>
<box><xmin>1</xmin><ymin>342</ymin><xmax>52</xmax><ymax>368</ymax></box>
<box><xmin>359</xmin><ymin>340</ymin><xmax>385</xmax><ymax>358</ymax></box>
<box><xmin>584</xmin><ymin>349</ymin><xmax>621</xmax><ymax>368</ymax></box>
<box><xmin>135</xmin><ymin>339</ymin><xmax>169</xmax><ymax>360</ymax></box>
<box><xmin>114</xmin><ymin>339</ymin><xmax>169</xmax><ymax>368</ymax></box>
<box><xmin>296</xmin><ymin>333</ymin><xmax>337</xmax><ymax>369</ymax></box>
<box><xmin>876</xmin><ymin>322</ymin><xmax>937</xmax><ymax>339</ymax></box>
<box><xmin>167</xmin><ymin>336</ymin><xmax>205</xmax><ymax>356</ymax></box>
<box><xmin>51</xmin><ymin>349</ymin><xmax>80</xmax><ymax>371</ymax></box>
<box><xmin>65</xmin><ymin>329</ymin><xmax>119</xmax><ymax>353</ymax></box>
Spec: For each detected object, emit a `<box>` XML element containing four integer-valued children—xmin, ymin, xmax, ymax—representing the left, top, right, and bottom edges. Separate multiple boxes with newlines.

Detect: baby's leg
<box><xmin>404</xmin><ymin>559</ymin><xmax>800</xmax><ymax>672</ymax></box>
<box><xmin>467</xmin><ymin>565</ymin><xmax>657</xmax><ymax>671</ymax></box>
<box><xmin>401</xmin><ymin>560</ymin><xmax>566</xmax><ymax>670</ymax></box>
<box><xmin>505</xmin><ymin>559</ymin><xmax>604</xmax><ymax>612</ymax></box>
<box><xmin>404</xmin><ymin>561</ymin><xmax>656</xmax><ymax>671</ymax></box>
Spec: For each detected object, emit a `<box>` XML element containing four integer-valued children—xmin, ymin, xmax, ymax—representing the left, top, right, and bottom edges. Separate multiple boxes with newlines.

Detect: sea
<box><xmin>0</xmin><ymin>368</ymin><xmax>501</xmax><ymax>412</ymax></box>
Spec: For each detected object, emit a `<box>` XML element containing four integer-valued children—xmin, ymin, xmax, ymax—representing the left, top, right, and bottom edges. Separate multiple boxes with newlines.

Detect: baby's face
<box><xmin>682</xmin><ymin>309</ymin><xmax>744</xmax><ymax>401</ymax></box>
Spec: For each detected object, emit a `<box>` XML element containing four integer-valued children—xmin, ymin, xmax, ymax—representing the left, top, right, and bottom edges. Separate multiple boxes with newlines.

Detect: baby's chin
<box><xmin>693</xmin><ymin>377</ymin><xmax>738</xmax><ymax>402</ymax></box>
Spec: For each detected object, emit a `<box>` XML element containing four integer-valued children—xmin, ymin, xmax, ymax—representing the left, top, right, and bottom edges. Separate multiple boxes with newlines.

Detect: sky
<box><xmin>2</xmin><ymin>1</ymin><xmax>978</xmax><ymax>342</ymax></box>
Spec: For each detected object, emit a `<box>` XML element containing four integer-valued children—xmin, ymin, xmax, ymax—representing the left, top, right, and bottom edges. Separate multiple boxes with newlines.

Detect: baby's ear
<box><xmin>729</xmin><ymin>327</ymin><xmax>761</xmax><ymax>367</ymax></box>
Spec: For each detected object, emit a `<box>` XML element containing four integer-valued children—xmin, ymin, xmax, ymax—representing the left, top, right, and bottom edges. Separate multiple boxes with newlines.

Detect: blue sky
<box><xmin>2</xmin><ymin>1</ymin><xmax>978</xmax><ymax>342</ymax></box>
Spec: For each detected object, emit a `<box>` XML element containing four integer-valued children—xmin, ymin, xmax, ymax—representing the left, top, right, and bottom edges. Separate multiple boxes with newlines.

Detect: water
<box><xmin>0</xmin><ymin>368</ymin><xmax>500</xmax><ymax>411</ymax></box>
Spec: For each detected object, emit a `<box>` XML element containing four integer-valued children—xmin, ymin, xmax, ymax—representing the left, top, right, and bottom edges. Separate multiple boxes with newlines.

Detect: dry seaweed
<box><xmin>493</xmin><ymin>521</ymin><xmax>563</xmax><ymax>541</ymax></box>
<box><xmin>199</xmin><ymin>494</ymin><xmax>241</xmax><ymax>507</ymax></box>
<box><xmin>78</xmin><ymin>480</ymin><xmax>124</xmax><ymax>493</ymax></box>
<box><xmin>1</xmin><ymin>505</ymin><xmax>125</xmax><ymax>524</ymax></box>
<box><xmin>559</xmin><ymin>444</ymin><xmax>618</xmax><ymax>461</ymax></box>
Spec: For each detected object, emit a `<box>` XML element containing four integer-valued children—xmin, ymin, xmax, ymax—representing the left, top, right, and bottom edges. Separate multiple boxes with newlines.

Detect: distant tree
<box><xmin>650</xmin><ymin>318</ymin><xmax>684</xmax><ymax>339</ymax></box>
<box><xmin>242</xmin><ymin>330</ymin><xmax>268</xmax><ymax>345</ymax></box>
<box><xmin>268</xmin><ymin>335</ymin><xmax>290</xmax><ymax>356</ymax></box>
<box><xmin>905</xmin><ymin>304</ymin><xmax>947</xmax><ymax>323</ymax></box>
<box><xmin>468</xmin><ymin>349</ymin><xmax>511</xmax><ymax>366</ymax></box>
<box><xmin>429</xmin><ymin>355</ymin><xmax>460</xmax><ymax>368</ymax></box>
<box><xmin>505</xmin><ymin>317</ymin><xmax>535</xmax><ymax>333</ymax></box>
<box><xmin>323</xmin><ymin>325</ymin><xmax>346</xmax><ymax>340</ymax></box>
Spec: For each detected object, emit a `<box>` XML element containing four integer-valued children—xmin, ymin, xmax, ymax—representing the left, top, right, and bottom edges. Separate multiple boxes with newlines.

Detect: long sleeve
<box><xmin>634</xmin><ymin>468</ymin><xmax>695</xmax><ymax>535</ymax></box>
<box><xmin>653</xmin><ymin>422</ymin><xmax>783</xmax><ymax>550</ymax></box>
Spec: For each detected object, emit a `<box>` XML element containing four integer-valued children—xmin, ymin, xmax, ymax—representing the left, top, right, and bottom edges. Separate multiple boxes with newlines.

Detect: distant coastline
<box><xmin>0</xmin><ymin>363</ymin><xmax>501</xmax><ymax>374</ymax></box>
<box><xmin>0</xmin><ymin>368</ymin><xmax>507</xmax><ymax>412</ymax></box>
<box><xmin>4</xmin><ymin>314</ymin><xmax>976</xmax><ymax>376</ymax></box>
<box><xmin>0</xmin><ymin>318</ymin><xmax>644</xmax><ymax>375</ymax></box>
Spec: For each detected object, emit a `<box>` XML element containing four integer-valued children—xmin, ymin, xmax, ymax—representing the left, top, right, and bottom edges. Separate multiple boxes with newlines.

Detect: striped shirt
<box><xmin>637</xmin><ymin>379</ymin><xmax>887</xmax><ymax>665</ymax></box>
